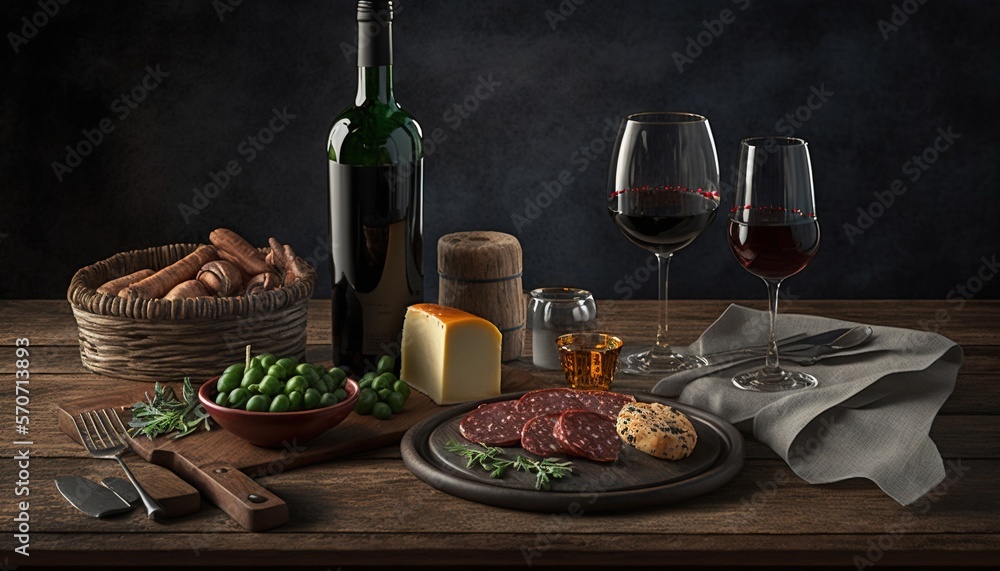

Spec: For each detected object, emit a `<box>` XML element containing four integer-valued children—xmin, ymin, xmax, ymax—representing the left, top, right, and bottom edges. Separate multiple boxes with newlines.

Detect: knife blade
<box><xmin>55</xmin><ymin>476</ymin><xmax>134</xmax><ymax>518</ymax></box>
<box><xmin>776</xmin><ymin>328</ymin><xmax>851</xmax><ymax>354</ymax></box>
<box><xmin>101</xmin><ymin>477</ymin><xmax>140</xmax><ymax>504</ymax></box>
<box><xmin>699</xmin><ymin>328</ymin><xmax>853</xmax><ymax>368</ymax></box>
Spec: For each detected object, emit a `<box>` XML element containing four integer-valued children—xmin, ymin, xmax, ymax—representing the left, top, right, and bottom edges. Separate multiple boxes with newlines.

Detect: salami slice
<box><xmin>516</xmin><ymin>388</ymin><xmax>586</xmax><ymax>418</ymax></box>
<box><xmin>521</xmin><ymin>414</ymin><xmax>572</xmax><ymax>458</ymax></box>
<box><xmin>554</xmin><ymin>410</ymin><xmax>621</xmax><ymax>462</ymax></box>
<box><xmin>574</xmin><ymin>390</ymin><xmax>637</xmax><ymax>420</ymax></box>
<box><xmin>459</xmin><ymin>401</ymin><xmax>526</xmax><ymax>446</ymax></box>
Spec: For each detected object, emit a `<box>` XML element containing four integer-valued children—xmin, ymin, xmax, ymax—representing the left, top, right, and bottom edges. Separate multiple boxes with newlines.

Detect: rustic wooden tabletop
<box><xmin>1</xmin><ymin>299</ymin><xmax>997</xmax><ymax>568</ymax></box>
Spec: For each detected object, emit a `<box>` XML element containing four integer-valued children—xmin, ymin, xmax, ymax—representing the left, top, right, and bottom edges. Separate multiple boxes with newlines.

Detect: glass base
<box><xmin>618</xmin><ymin>347</ymin><xmax>708</xmax><ymax>375</ymax></box>
<box><xmin>732</xmin><ymin>368</ymin><xmax>818</xmax><ymax>392</ymax></box>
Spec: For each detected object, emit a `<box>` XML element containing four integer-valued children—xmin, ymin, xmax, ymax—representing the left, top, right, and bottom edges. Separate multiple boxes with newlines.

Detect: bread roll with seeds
<box><xmin>616</xmin><ymin>402</ymin><xmax>697</xmax><ymax>460</ymax></box>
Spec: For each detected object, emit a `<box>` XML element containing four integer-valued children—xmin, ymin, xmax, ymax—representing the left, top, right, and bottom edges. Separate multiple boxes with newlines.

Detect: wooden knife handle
<box><xmin>184</xmin><ymin>461</ymin><xmax>288</xmax><ymax>531</ymax></box>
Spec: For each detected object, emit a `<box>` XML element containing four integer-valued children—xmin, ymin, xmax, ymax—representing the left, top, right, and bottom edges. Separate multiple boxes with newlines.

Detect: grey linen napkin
<box><xmin>651</xmin><ymin>304</ymin><xmax>963</xmax><ymax>505</ymax></box>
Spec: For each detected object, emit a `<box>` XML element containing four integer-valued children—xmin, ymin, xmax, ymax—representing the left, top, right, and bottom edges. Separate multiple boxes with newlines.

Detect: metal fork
<box><xmin>73</xmin><ymin>409</ymin><xmax>165</xmax><ymax>519</ymax></box>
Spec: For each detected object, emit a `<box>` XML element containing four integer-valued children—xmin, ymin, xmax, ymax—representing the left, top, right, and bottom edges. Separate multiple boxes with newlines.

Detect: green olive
<box><xmin>258</xmin><ymin>354</ymin><xmax>277</xmax><ymax>369</ymax></box>
<box><xmin>246</xmin><ymin>394</ymin><xmax>271</xmax><ymax>412</ymax></box>
<box><xmin>354</xmin><ymin>388</ymin><xmax>377</xmax><ymax>414</ymax></box>
<box><xmin>372</xmin><ymin>402</ymin><xmax>392</xmax><ymax>420</ymax></box>
<box><xmin>215</xmin><ymin>390</ymin><xmax>229</xmax><ymax>407</ymax></box>
<box><xmin>247</xmin><ymin>383</ymin><xmax>261</xmax><ymax>395</ymax></box>
<box><xmin>376</xmin><ymin>388</ymin><xmax>392</xmax><ymax>402</ymax></box>
<box><xmin>296</xmin><ymin>363</ymin><xmax>320</xmax><ymax>383</ymax></box>
<box><xmin>267</xmin><ymin>364</ymin><xmax>287</xmax><ymax>380</ymax></box>
<box><xmin>227</xmin><ymin>388</ymin><xmax>251</xmax><ymax>409</ymax></box>
<box><xmin>269</xmin><ymin>394</ymin><xmax>291</xmax><ymax>412</ymax></box>
<box><xmin>387</xmin><ymin>391</ymin><xmax>406</xmax><ymax>413</ymax></box>
<box><xmin>240</xmin><ymin>367</ymin><xmax>264</xmax><ymax>389</ymax></box>
<box><xmin>371</xmin><ymin>375</ymin><xmax>392</xmax><ymax>392</ymax></box>
<box><xmin>312</xmin><ymin>377</ymin><xmax>330</xmax><ymax>394</ymax></box>
<box><xmin>259</xmin><ymin>375</ymin><xmax>282</xmax><ymax>396</ymax></box>
<box><xmin>392</xmin><ymin>380</ymin><xmax>411</xmax><ymax>399</ymax></box>
<box><xmin>276</xmin><ymin>357</ymin><xmax>297</xmax><ymax>372</ymax></box>
<box><xmin>319</xmin><ymin>392</ymin><xmax>338</xmax><ymax>407</ymax></box>
<box><xmin>376</xmin><ymin>355</ymin><xmax>395</xmax><ymax>375</ymax></box>
<box><xmin>303</xmin><ymin>388</ymin><xmax>321</xmax><ymax>409</ymax></box>
<box><xmin>333</xmin><ymin>388</ymin><xmax>347</xmax><ymax>402</ymax></box>
<box><xmin>327</xmin><ymin>367</ymin><xmax>347</xmax><ymax>385</ymax></box>
<box><xmin>284</xmin><ymin>376</ymin><xmax>309</xmax><ymax>395</ymax></box>
<box><xmin>223</xmin><ymin>363</ymin><xmax>245</xmax><ymax>377</ymax></box>
<box><xmin>288</xmin><ymin>390</ymin><xmax>304</xmax><ymax>411</ymax></box>
<box><xmin>217</xmin><ymin>372</ymin><xmax>241</xmax><ymax>394</ymax></box>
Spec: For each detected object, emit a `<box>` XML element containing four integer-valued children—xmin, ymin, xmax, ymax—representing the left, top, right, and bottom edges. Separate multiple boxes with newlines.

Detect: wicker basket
<box><xmin>67</xmin><ymin>243</ymin><xmax>317</xmax><ymax>382</ymax></box>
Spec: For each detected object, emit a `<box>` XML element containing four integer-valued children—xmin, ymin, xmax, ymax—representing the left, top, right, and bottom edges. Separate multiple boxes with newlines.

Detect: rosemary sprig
<box><xmin>444</xmin><ymin>440</ymin><xmax>505</xmax><ymax>471</ymax></box>
<box><xmin>444</xmin><ymin>440</ymin><xmax>575</xmax><ymax>491</ymax></box>
<box><xmin>129</xmin><ymin>378</ymin><xmax>212</xmax><ymax>440</ymax></box>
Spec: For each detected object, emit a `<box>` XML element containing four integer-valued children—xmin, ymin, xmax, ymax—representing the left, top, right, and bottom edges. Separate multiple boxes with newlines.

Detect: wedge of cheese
<box><xmin>400</xmin><ymin>303</ymin><xmax>502</xmax><ymax>405</ymax></box>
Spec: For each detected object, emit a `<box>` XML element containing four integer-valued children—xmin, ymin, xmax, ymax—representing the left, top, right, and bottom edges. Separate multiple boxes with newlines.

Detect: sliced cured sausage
<box><xmin>459</xmin><ymin>400</ymin><xmax>526</xmax><ymax>446</ymax></box>
<box><xmin>574</xmin><ymin>390</ymin><xmax>636</xmax><ymax>420</ymax></box>
<box><xmin>554</xmin><ymin>410</ymin><xmax>621</xmax><ymax>462</ymax></box>
<box><xmin>521</xmin><ymin>413</ymin><xmax>572</xmax><ymax>457</ymax></box>
<box><xmin>516</xmin><ymin>388</ymin><xmax>586</xmax><ymax>418</ymax></box>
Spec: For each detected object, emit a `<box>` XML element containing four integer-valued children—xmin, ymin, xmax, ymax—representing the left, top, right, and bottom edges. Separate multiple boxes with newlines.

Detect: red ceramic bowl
<box><xmin>198</xmin><ymin>377</ymin><xmax>360</xmax><ymax>448</ymax></box>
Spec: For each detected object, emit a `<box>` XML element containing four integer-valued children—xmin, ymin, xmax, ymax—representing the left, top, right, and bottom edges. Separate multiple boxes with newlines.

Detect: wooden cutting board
<box><xmin>57</xmin><ymin>365</ymin><xmax>540</xmax><ymax>531</ymax></box>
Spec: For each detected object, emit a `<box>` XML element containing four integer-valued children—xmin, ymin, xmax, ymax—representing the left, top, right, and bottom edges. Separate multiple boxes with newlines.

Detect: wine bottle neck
<box><xmin>355</xmin><ymin>1</ymin><xmax>394</xmax><ymax>105</ymax></box>
<box><xmin>356</xmin><ymin>66</ymin><xmax>394</xmax><ymax>105</ymax></box>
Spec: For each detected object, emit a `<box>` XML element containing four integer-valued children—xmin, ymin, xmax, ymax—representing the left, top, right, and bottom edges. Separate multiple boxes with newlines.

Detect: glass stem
<box><xmin>653</xmin><ymin>253</ymin><xmax>673</xmax><ymax>355</ymax></box>
<box><xmin>764</xmin><ymin>279</ymin><xmax>782</xmax><ymax>373</ymax></box>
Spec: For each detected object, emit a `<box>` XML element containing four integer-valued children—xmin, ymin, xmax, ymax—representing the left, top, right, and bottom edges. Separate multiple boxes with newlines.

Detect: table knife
<box><xmin>55</xmin><ymin>475</ymin><xmax>134</xmax><ymax>518</ymax></box>
<box><xmin>102</xmin><ymin>477</ymin><xmax>140</xmax><ymax>504</ymax></box>
<box><xmin>700</xmin><ymin>328</ymin><xmax>851</xmax><ymax>368</ymax></box>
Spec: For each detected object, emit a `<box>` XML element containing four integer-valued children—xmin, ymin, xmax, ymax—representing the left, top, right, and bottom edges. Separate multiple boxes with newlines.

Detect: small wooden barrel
<box><xmin>437</xmin><ymin>231</ymin><xmax>525</xmax><ymax>361</ymax></box>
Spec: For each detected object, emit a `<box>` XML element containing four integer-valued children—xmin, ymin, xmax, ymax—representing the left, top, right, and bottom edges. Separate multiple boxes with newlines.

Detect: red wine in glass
<box><xmin>610</xmin><ymin>188</ymin><xmax>719</xmax><ymax>255</ymax></box>
<box><xmin>728</xmin><ymin>209</ymin><xmax>820</xmax><ymax>280</ymax></box>
<box><xmin>606</xmin><ymin>112</ymin><xmax>720</xmax><ymax>376</ymax></box>
<box><xmin>728</xmin><ymin>136</ymin><xmax>820</xmax><ymax>392</ymax></box>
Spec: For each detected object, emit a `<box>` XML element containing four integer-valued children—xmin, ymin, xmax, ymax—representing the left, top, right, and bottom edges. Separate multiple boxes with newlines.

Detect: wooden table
<box><xmin>2</xmin><ymin>299</ymin><xmax>998</xmax><ymax>568</ymax></box>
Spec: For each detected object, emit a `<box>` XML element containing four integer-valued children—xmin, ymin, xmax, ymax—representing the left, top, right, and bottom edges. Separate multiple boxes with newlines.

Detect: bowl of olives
<box><xmin>198</xmin><ymin>354</ymin><xmax>360</xmax><ymax>448</ymax></box>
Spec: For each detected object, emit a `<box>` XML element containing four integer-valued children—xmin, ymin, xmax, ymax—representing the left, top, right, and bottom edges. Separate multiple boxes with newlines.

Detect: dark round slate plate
<box><xmin>400</xmin><ymin>391</ymin><xmax>744</xmax><ymax>513</ymax></box>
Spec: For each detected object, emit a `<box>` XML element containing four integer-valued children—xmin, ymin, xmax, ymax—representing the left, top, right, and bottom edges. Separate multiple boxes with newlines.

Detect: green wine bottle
<box><xmin>328</xmin><ymin>0</ymin><xmax>423</xmax><ymax>373</ymax></box>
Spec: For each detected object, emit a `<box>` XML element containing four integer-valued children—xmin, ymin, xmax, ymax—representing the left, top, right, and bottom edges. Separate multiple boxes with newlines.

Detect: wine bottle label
<box><xmin>329</xmin><ymin>161</ymin><xmax>423</xmax><ymax>364</ymax></box>
<box><xmin>355</xmin><ymin>220</ymin><xmax>411</xmax><ymax>353</ymax></box>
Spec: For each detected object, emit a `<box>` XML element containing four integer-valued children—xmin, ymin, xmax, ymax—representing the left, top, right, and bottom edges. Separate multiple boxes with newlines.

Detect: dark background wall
<box><xmin>2</xmin><ymin>0</ymin><xmax>998</xmax><ymax>302</ymax></box>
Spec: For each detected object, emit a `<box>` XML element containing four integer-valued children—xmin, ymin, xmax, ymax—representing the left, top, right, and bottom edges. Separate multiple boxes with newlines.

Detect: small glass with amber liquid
<box><xmin>556</xmin><ymin>333</ymin><xmax>624</xmax><ymax>391</ymax></box>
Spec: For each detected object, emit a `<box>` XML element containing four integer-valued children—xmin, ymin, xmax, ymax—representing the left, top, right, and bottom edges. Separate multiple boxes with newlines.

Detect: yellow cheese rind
<box><xmin>400</xmin><ymin>304</ymin><xmax>502</xmax><ymax>405</ymax></box>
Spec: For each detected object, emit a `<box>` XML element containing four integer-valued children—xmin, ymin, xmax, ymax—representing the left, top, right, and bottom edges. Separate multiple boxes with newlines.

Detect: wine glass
<box><xmin>728</xmin><ymin>137</ymin><xmax>820</xmax><ymax>391</ymax></box>
<box><xmin>607</xmin><ymin>112</ymin><xmax>720</xmax><ymax>375</ymax></box>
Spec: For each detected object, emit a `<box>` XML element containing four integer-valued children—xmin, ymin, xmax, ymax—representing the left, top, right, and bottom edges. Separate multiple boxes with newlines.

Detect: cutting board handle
<box><xmin>184</xmin><ymin>460</ymin><xmax>288</xmax><ymax>531</ymax></box>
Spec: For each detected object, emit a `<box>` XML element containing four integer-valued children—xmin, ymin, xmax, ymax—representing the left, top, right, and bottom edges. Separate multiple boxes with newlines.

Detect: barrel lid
<box><xmin>437</xmin><ymin>231</ymin><xmax>522</xmax><ymax>280</ymax></box>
